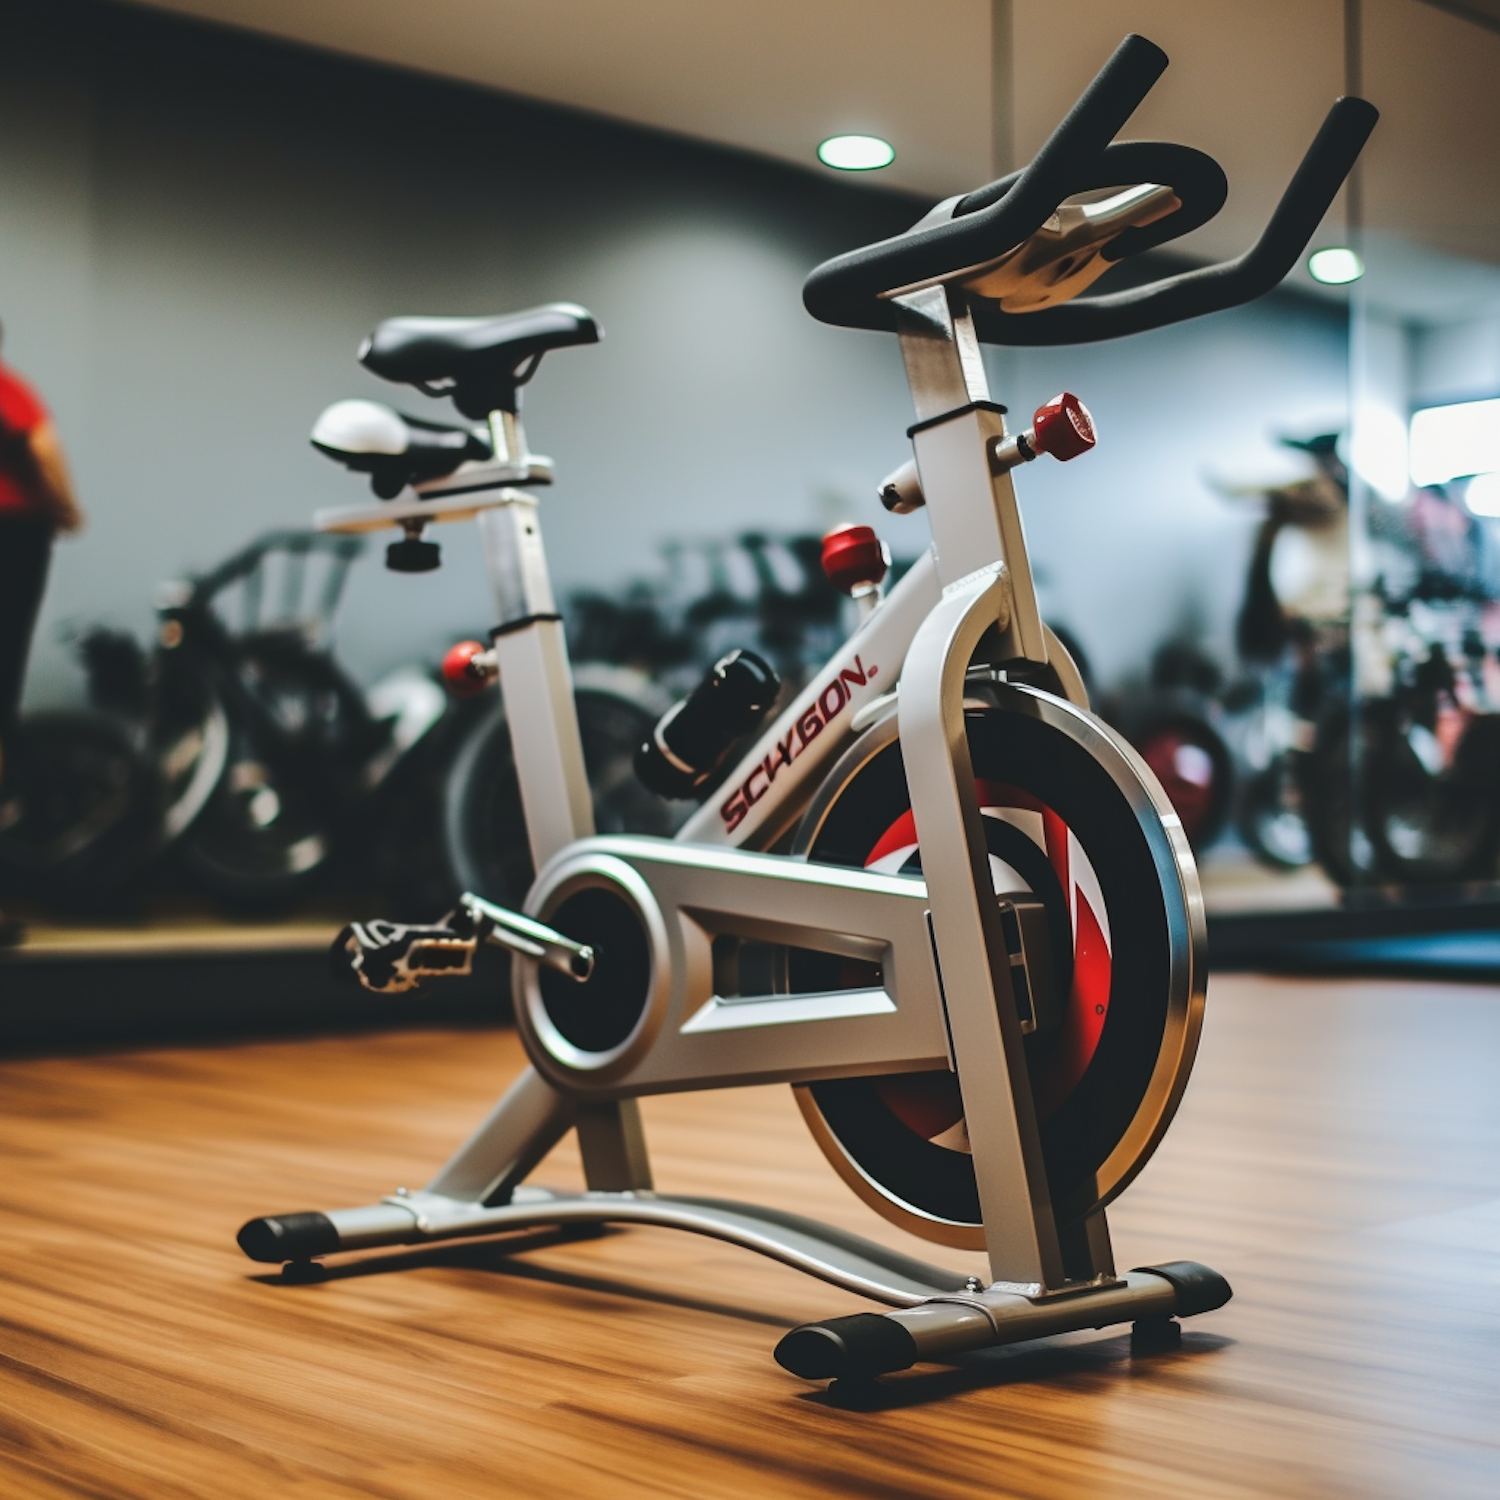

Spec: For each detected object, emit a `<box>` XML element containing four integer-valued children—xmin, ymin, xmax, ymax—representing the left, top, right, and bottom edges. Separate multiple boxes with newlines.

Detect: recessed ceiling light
<box><xmin>817</xmin><ymin>135</ymin><xmax>895</xmax><ymax>172</ymax></box>
<box><xmin>1307</xmin><ymin>246</ymin><xmax>1364</xmax><ymax>285</ymax></box>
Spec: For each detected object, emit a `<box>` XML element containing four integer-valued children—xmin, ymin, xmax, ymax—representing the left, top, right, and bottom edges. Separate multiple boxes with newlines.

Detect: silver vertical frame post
<box><xmin>892</xmin><ymin>284</ymin><xmax>1074</xmax><ymax>1289</ymax></box>
<box><xmin>899</xmin><ymin>572</ymin><xmax>1066</xmax><ymax>1290</ymax></box>
<box><xmin>477</xmin><ymin>495</ymin><xmax>594</xmax><ymax>867</ymax></box>
<box><xmin>475</xmin><ymin>493</ymin><xmax>652</xmax><ymax>1192</ymax></box>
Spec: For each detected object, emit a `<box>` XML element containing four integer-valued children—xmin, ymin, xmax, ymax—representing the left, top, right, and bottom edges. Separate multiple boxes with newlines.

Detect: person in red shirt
<box><xmin>1</xmin><ymin>321</ymin><xmax>84</xmax><ymax>939</ymax></box>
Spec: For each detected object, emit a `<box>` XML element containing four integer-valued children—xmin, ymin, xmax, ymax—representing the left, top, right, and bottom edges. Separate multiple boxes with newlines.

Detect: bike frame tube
<box><xmin>676</xmin><ymin>550</ymin><xmax>942</xmax><ymax>850</ymax></box>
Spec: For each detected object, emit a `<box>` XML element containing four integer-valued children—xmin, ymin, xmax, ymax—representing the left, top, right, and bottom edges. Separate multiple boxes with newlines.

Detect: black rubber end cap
<box><xmin>237</xmin><ymin>1211</ymin><xmax>341</xmax><ymax>1264</ymax></box>
<box><xmin>1132</xmin><ymin>1260</ymin><xmax>1233</xmax><ymax>1317</ymax></box>
<box><xmin>774</xmin><ymin>1313</ymin><xmax>919</xmax><ymax>1381</ymax></box>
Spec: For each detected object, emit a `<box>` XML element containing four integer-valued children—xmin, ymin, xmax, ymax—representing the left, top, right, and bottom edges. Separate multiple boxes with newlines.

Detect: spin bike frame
<box><xmin>299</xmin><ymin>283</ymin><xmax>1205</xmax><ymax>1354</ymax></box>
<box><xmin>248</xmin><ymin>20</ymin><xmax>1383</xmax><ymax>1378</ymax></box>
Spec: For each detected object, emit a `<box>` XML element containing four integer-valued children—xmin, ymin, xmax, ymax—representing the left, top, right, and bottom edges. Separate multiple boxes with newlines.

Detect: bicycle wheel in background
<box><xmin>1300</xmin><ymin>703</ymin><xmax>1363</xmax><ymax>887</ymax></box>
<box><xmin>1360</xmin><ymin>706</ymin><xmax>1500</xmax><ymax>884</ymax></box>
<box><xmin>1131</xmin><ymin>709</ymin><xmax>1234</xmax><ymax>853</ymax></box>
<box><xmin>176</xmin><ymin>637</ymin><xmax>361</xmax><ymax>910</ymax></box>
<box><xmin>0</xmin><ymin>710</ymin><xmax>162</xmax><ymax>906</ymax></box>
<box><xmin>1237</xmin><ymin>758</ymin><xmax>1315</xmax><ymax>870</ymax></box>
<box><xmin>443</xmin><ymin>666</ymin><xmax>682</xmax><ymax>908</ymax></box>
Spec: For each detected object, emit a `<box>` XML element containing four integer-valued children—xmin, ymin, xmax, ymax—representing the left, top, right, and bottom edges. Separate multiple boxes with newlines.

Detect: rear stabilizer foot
<box><xmin>1130</xmin><ymin>1315</ymin><xmax>1181</xmax><ymax>1353</ymax></box>
<box><xmin>238</xmin><ymin>1211</ymin><xmax>340</xmax><ymax>1264</ymax></box>
<box><xmin>1129</xmin><ymin>1260</ymin><xmax>1232</xmax><ymax>1316</ymax></box>
<box><xmin>280</xmin><ymin>1259</ymin><xmax>329</xmax><ymax>1284</ymax></box>
<box><xmin>774</xmin><ymin>1313</ymin><xmax>919</xmax><ymax>1381</ymax></box>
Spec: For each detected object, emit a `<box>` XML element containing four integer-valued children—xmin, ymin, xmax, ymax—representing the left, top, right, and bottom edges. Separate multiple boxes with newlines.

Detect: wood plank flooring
<box><xmin>2</xmin><ymin>973</ymin><xmax>1499</xmax><ymax>1499</ymax></box>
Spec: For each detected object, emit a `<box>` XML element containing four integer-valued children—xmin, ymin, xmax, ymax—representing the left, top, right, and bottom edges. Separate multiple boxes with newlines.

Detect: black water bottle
<box><xmin>636</xmin><ymin>649</ymin><xmax>780</xmax><ymax>799</ymax></box>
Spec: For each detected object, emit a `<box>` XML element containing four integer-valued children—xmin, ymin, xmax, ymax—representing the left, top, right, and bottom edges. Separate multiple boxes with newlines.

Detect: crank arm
<box><xmin>460</xmin><ymin>891</ymin><xmax>595</xmax><ymax>980</ymax></box>
<box><xmin>336</xmin><ymin>898</ymin><xmax>592</xmax><ymax>994</ymax></box>
<box><xmin>517</xmin><ymin>835</ymin><xmax>955</xmax><ymax>1094</ymax></box>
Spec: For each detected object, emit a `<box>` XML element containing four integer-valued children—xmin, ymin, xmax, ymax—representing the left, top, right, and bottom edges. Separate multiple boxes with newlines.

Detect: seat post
<box><xmin>487</xmin><ymin>408</ymin><xmax>529</xmax><ymax>469</ymax></box>
<box><xmin>476</xmin><ymin>489</ymin><xmax>595</xmax><ymax>871</ymax></box>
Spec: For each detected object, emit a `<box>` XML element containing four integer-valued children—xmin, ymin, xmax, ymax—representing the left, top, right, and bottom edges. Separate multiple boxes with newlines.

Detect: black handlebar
<box><xmin>971</xmin><ymin>96</ymin><xmax>1379</xmax><ymax>346</ymax></box>
<box><xmin>801</xmin><ymin>33</ymin><xmax>1378</xmax><ymax>346</ymax></box>
<box><xmin>958</xmin><ymin>33</ymin><xmax>1169</xmax><ymax>227</ymax></box>
<box><xmin>803</xmin><ymin>34</ymin><xmax>1168</xmax><ymax>334</ymax></box>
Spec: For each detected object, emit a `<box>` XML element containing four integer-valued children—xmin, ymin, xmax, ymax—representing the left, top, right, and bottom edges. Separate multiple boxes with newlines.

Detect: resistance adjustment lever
<box><xmin>335</xmin><ymin>891</ymin><xmax>594</xmax><ymax>994</ymax></box>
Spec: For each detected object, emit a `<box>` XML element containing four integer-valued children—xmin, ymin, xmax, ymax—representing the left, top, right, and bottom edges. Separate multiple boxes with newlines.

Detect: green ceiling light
<box><xmin>817</xmin><ymin>134</ymin><xmax>895</xmax><ymax>172</ymax></box>
<box><xmin>1308</xmin><ymin>246</ymin><xmax>1364</xmax><ymax>285</ymax></box>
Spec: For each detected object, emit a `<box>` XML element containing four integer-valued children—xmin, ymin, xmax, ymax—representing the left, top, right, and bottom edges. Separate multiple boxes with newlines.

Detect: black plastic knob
<box><xmin>387</xmin><ymin>537</ymin><xmax>441</xmax><ymax>573</ymax></box>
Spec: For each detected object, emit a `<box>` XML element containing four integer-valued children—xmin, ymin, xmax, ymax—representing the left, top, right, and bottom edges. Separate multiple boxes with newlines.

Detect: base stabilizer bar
<box><xmin>774</xmin><ymin>1260</ymin><xmax>1231</xmax><ymax>1381</ymax></box>
<box><xmin>237</xmin><ymin>1186</ymin><xmax>976</xmax><ymax>1305</ymax></box>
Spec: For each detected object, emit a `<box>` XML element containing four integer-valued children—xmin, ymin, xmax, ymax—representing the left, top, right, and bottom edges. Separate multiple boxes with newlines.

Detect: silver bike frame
<box><xmin>306</xmin><ymin>283</ymin><xmax>1206</xmax><ymax>1343</ymax></box>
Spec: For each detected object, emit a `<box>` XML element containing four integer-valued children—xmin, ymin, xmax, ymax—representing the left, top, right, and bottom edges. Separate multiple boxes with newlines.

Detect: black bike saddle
<box><xmin>310</xmin><ymin>399</ymin><xmax>491</xmax><ymax>499</ymax></box>
<box><xmin>359</xmin><ymin>302</ymin><xmax>601</xmax><ymax>418</ymax></box>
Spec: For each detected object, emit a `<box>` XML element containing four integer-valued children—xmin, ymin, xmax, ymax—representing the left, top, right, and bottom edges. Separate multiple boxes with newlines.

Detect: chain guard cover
<box><xmin>789</xmin><ymin>685</ymin><xmax>1204</xmax><ymax>1247</ymax></box>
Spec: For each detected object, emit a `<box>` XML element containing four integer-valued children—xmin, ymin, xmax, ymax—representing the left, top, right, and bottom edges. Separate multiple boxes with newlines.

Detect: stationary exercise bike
<box><xmin>239</xmin><ymin>36</ymin><xmax>1375</xmax><ymax>1383</ymax></box>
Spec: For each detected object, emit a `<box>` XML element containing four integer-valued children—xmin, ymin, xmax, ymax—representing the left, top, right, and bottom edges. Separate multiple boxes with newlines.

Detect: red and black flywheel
<box><xmin>787</xmin><ymin>683</ymin><xmax>1205</xmax><ymax>1248</ymax></box>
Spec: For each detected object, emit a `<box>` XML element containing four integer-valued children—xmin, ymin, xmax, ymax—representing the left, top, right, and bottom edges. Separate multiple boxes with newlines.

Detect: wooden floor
<box><xmin>3</xmin><ymin>973</ymin><xmax>1499</xmax><ymax>1499</ymax></box>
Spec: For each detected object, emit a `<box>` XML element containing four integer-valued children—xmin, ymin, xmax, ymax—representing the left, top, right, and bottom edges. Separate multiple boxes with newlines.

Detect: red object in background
<box><xmin>1139</xmin><ymin>725</ymin><xmax>1221</xmax><ymax>845</ymax></box>
<box><xmin>821</xmin><ymin>524</ymin><xmax>889</xmax><ymax>595</ymax></box>
<box><xmin>441</xmin><ymin>640</ymin><xmax>492</xmax><ymax>697</ymax></box>
<box><xmin>1031</xmin><ymin>392</ymin><xmax>1096</xmax><ymax>462</ymax></box>
<box><xmin>0</xmin><ymin>361</ymin><xmax>48</xmax><ymax>517</ymax></box>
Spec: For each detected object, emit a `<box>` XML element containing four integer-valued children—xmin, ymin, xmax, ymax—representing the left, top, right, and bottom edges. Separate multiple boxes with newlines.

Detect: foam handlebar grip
<box><xmin>802</xmin><ymin>34</ymin><xmax>1167</xmax><ymax>334</ymax></box>
<box><xmin>972</xmin><ymin>95</ymin><xmax>1379</xmax><ymax>346</ymax></box>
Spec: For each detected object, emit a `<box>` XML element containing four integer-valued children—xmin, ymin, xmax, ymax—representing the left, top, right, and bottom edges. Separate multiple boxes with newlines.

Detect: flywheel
<box><xmin>787</xmin><ymin>683</ymin><xmax>1205</xmax><ymax>1249</ymax></box>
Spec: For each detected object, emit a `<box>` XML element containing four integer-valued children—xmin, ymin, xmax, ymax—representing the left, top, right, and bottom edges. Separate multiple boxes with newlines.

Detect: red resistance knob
<box><xmin>821</xmin><ymin>524</ymin><xmax>890</xmax><ymax>596</ymax></box>
<box><xmin>442</xmin><ymin>640</ymin><xmax>496</xmax><ymax>697</ymax></box>
<box><xmin>1030</xmin><ymin>392</ymin><xmax>1096</xmax><ymax>462</ymax></box>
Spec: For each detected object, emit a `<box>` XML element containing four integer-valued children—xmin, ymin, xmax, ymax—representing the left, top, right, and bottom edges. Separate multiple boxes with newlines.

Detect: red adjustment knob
<box><xmin>821</xmin><ymin>524</ymin><xmax>890</xmax><ymax>596</ymax></box>
<box><xmin>441</xmin><ymin>640</ymin><xmax>494</xmax><ymax>697</ymax></box>
<box><xmin>1031</xmin><ymin>392</ymin><xmax>1096</xmax><ymax>461</ymax></box>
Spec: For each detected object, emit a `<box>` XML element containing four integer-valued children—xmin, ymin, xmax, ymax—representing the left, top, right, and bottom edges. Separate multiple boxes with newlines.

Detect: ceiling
<box><xmin>126</xmin><ymin>0</ymin><xmax>1500</xmax><ymax>307</ymax></box>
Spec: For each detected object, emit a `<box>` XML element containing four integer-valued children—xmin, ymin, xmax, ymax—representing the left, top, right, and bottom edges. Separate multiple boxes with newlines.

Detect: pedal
<box><xmin>334</xmin><ymin>910</ymin><xmax>481</xmax><ymax>994</ymax></box>
<box><xmin>334</xmin><ymin>892</ymin><xmax>595</xmax><ymax>995</ymax></box>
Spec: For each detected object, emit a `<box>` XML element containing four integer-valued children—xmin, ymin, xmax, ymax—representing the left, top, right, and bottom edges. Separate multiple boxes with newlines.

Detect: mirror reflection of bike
<box><xmin>0</xmin><ymin>530</ymin><xmax>440</xmax><ymax>909</ymax></box>
<box><xmin>1309</xmin><ymin>581</ymin><xmax>1500</xmax><ymax>886</ymax></box>
<box><xmin>1218</xmin><ymin>433</ymin><xmax>1350</xmax><ymax>873</ymax></box>
<box><xmin>0</xmin><ymin>529</ymin><xmax>678</xmax><ymax>912</ymax></box>
<box><xmin>566</xmin><ymin>530</ymin><xmax>854</xmax><ymax>696</ymax></box>
<box><xmin>1209</xmin><ymin>430</ymin><xmax>1500</xmax><ymax>888</ymax></box>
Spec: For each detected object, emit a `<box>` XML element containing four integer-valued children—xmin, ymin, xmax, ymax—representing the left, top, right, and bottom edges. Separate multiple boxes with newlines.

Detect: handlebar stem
<box><xmin>893</xmin><ymin>286</ymin><xmax>1047</xmax><ymax>664</ymax></box>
